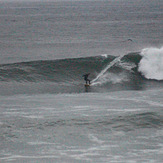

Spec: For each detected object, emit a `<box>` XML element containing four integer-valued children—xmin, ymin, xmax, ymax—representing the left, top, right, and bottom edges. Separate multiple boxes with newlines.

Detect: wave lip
<box><xmin>138</xmin><ymin>47</ymin><xmax>163</xmax><ymax>80</ymax></box>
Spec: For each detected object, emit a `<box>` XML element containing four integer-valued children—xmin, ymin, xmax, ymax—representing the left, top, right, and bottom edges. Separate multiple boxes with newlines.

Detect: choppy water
<box><xmin>1</xmin><ymin>91</ymin><xmax>163</xmax><ymax>162</ymax></box>
<box><xmin>0</xmin><ymin>0</ymin><xmax>163</xmax><ymax>162</ymax></box>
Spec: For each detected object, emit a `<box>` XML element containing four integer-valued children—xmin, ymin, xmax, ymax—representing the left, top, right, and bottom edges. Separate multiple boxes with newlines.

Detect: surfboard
<box><xmin>85</xmin><ymin>84</ymin><xmax>91</xmax><ymax>87</ymax></box>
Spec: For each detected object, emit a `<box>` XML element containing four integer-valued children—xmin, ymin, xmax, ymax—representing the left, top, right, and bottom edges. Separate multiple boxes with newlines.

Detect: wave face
<box><xmin>0</xmin><ymin>55</ymin><xmax>115</xmax><ymax>83</ymax></box>
<box><xmin>0</xmin><ymin>49</ymin><xmax>163</xmax><ymax>95</ymax></box>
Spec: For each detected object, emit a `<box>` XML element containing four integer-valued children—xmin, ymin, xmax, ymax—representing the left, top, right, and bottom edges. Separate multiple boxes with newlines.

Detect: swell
<box><xmin>0</xmin><ymin>52</ymin><xmax>163</xmax><ymax>95</ymax></box>
<box><xmin>2</xmin><ymin>112</ymin><xmax>162</xmax><ymax>133</ymax></box>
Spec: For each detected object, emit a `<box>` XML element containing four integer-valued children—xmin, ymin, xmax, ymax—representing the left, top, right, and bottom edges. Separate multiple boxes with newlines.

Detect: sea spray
<box><xmin>138</xmin><ymin>47</ymin><xmax>163</xmax><ymax>80</ymax></box>
<box><xmin>91</xmin><ymin>55</ymin><xmax>124</xmax><ymax>84</ymax></box>
<box><xmin>91</xmin><ymin>72</ymin><xmax>129</xmax><ymax>86</ymax></box>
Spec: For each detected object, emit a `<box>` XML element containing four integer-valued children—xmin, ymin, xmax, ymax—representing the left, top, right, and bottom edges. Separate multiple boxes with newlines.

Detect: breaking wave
<box><xmin>138</xmin><ymin>47</ymin><xmax>163</xmax><ymax>80</ymax></box>
<box><xmin>0</xmin><ymin>48</ymin><xmax>163</xmax><ymax>95</ymax></box>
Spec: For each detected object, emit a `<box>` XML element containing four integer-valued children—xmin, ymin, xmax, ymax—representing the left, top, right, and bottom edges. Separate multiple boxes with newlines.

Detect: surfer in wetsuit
<box><xmin>83</xmin><ymin>73</ymin><xmax>91</xmax><ymax>85</ymax></box>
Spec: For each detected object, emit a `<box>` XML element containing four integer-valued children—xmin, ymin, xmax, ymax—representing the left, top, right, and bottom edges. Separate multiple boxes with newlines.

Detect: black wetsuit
<box><xmin>83</xmin><ymin>73</ymin><xmax>91</xmax><ymax>84</ymax></box>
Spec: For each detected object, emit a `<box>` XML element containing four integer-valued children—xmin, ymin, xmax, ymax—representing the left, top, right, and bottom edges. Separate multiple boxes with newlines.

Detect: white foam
<box><xmin>88</xmin><ymin>134</ymin><xmax>104</xmax><ymax>144</ymax></box>
<box><xmin>0</xmin><ymin>155</ymin><xmax>59</xmax><ymax>161</ymax></box>
<box><xmin>118</xmin><ymin>61</ymin><xmax>136</xmax><ymax>71</ymax></box>
<box><xmin>91</xmin><ymin>72</ymin><xmax>128</xmax><ymax>86</ymax></box>
<box><xmin>101</xmin><ymin>54</ymin><xmax>108</xmax><ymax>58</ymax></box>
<box><xmin>138</xmin><ymin>47</ymin><xmax>163</xmax><ymax>80</ymax></box>
<box><xmin>91</xmin><ymin>55</ymin><xmax>124</xmax><ymax>84</ymax></box>
<box><xmin>28</xmin><ymin>142</ymin><xmax>56</xmax><ymax>145</ymax></box>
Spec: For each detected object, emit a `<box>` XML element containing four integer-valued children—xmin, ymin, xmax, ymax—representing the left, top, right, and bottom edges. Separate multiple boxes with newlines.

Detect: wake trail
<box><xmin>91</xmin><ymin>55</ymin><xmax>124</xmax><ymax>85</ymax></box>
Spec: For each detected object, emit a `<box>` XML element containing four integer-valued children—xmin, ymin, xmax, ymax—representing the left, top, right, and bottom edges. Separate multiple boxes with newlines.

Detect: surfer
<box><xmin>82</xmin><ymin>73</ymin><xmax>91</xmax><ymax>85</ymax></box>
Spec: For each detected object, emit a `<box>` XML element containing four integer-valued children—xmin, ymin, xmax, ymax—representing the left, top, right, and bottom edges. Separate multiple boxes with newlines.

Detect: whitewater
<box><xmin>0</xmin><ymin>0</ymin><xmax>163</xmax><ymax>162</ymax></box>
<box><xmin>92</xmin><ymin>46</ymin><xmax>163</xmax><ymax>85</ymax></box>
<box><xmin>138</xmin><ymin>47</ymin><xmax>163</xmax><ymax>80</ymax></box>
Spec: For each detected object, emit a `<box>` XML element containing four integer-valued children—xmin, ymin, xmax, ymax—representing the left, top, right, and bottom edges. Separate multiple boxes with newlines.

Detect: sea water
<box><xmin>0</xmin><ymin>0</ymin><xmax>163</xmax><ymax>162</ymax></box>
<box><xmin>1</xmin><ymin>91</ymin><xmax>163</xmax><ymax>162</ymax></box>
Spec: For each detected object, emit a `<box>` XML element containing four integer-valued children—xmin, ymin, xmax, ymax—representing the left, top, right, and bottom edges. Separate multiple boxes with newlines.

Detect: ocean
<box><xmin>0</xmin><ymin>0</ymin><xmax>163</xmax><ymax>162</ymax></box>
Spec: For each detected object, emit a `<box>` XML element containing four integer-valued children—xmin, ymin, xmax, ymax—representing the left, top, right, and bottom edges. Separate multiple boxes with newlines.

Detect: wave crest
<box><xmin>138</xmin><ymin>47</ymin><xmax>163</xmax><ymax>80</ymax></box>
<box><xmin>0</xmin><ymin>50</ymin><xmax>163</xmax><ymax>95</ymax></box>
